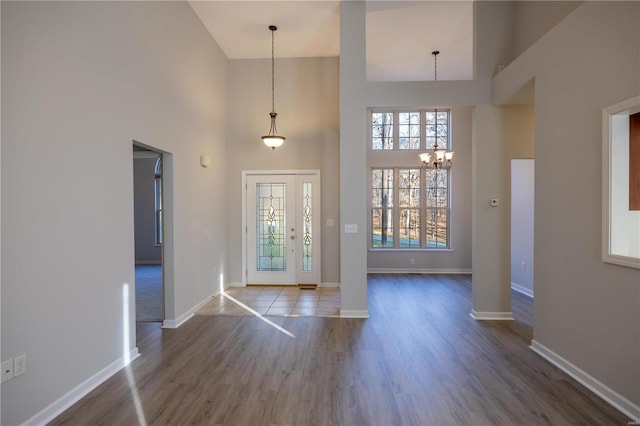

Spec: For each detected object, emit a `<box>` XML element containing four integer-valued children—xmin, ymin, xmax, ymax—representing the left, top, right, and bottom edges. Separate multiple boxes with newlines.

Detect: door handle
<box><xmin>290</xmin><ymin>235</ymin><xmax>296</xmax><ymax>240</ymax></box>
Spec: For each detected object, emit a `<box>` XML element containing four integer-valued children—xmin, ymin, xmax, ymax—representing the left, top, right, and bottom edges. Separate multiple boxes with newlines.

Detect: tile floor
<box><xmin>196</xmin><ymin>286</ymin><xmax>341</xmax><ymax>318</ymax></box>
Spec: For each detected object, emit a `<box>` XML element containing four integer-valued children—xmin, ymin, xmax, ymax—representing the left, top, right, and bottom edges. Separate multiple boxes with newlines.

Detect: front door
<box><xmin>245</xmin><ymin>172</ymin><xmax>320</xmax><ymax>285</ymax></box>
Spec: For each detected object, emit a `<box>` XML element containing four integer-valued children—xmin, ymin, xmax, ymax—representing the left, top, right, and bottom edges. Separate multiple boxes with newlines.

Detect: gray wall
<box><xmin>134</xmin><ymin>157</ymin><xmax>162</xmax><ymax>264</ymax></box>
<box><xmin>471</xmin><ymin>105</ymin><xmax>513</xmax><ymax>316</ymax></box>
<box><xmin>512</xmin><ymin>1</ymin><xmax>581</xmax><ymax>60</ymax></box>
<box><xmin>1</xmin><ymin>2</ymin><xmax>229</xmax><ymax>424</ymax></box>
<box><xmin>226</xmin><ymin>57</ymin><xmax>340</xmax><ymax>285</ymax></box>
<box><xmin>494</xmin><ymin>1</ymin><xmax>640</xmax><ymax>409</ymax></box>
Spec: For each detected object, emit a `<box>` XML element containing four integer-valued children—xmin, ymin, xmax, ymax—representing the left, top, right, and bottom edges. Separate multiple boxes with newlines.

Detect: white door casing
<box><xmin>243</xmin><ymin>171</ymin><xmax>321</xmax><ymax>286</ymax></box>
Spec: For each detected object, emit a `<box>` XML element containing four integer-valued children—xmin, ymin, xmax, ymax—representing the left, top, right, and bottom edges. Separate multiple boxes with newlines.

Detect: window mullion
<box><xmin>447</xmin><ymin>169</ymin><xmax>452</xmax><ymax>248</ymax></box>
<box><xmin>420</xmin><ymin>111</ymin><xmax>426</xmax><ymax>247</ymax></box>
<box><xmin>421</xmin><ymin>110</ymin><xmax>426</xmax><ymax>150</ymax></box>
<box><xmin>393</xmin><ymin>110</ymin><xmax>400</xmax><ymax>151</ymax></box>
<box><xmin>394</xmin><ymin>167</ymin><xmax>399</xmax><ymax>248</ymax></box>
<box><xmin>420</xmin><ymin>168</ymin><xmax>426</xmax><ymax>248</ymax></box>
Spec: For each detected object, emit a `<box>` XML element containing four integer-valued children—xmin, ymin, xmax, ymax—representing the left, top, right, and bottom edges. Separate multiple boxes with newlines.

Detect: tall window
<box><xmin>371</xmin><ymin>169</ymin><xmax>394</xmax><ymax>247</ymax></box>
<box><xmin>154</xmin><ymin>157</ymin><xmax>163</xmax><ymax>245</ymax></box>
<box><xmin>369</xmin><ymin>109</ymin><xmax>451</xmax><ymax>249</ymax></box>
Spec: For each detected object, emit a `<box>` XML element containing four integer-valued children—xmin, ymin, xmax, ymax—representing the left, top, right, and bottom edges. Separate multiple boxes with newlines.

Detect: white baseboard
<box><xmin>229</xmin><ymin>282</ymin><xmax>340</xmax><ymax>288</ymax></box>
<box><xmin>469</xmin><ymin>310</ymin><xmax>514</xmax><ymax>320</ymax></box>
<box><xmin>530</xmin><ymin>340</ymin><xmax>640</xmax><ymax>422</ymax></box>
<box><xmin>511</xmin><ymin>281</ymin><xmax>534</xmax><ymax>298</ymax></box>
<box><xmin>163</xmin><ymin>293</ymin><xmax>215</xmax><ymax>329</ymax></box>
<box><xmin>340</xmin><ymin>309</ymin><xmax>369</xmax><ymax>318</ymax></box>
<box><xmin>24</xmin><ymin>348</ymin><xmax>140</xmax><ymax>426</ymax></box>
<box><xmin>367</xmin><ymin>268</ymin><xmax>472</xmax><ymax>274</ymax></box>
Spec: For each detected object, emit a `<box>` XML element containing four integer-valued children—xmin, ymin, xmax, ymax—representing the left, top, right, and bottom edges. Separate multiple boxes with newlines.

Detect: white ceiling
<box><xmin>188</xmin><ymin>1</ymin><xmax>474</xmax><ymax>82</ymax></box>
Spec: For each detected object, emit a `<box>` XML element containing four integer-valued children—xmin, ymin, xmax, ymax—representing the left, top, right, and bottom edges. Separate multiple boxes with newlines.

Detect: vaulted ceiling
<box><xmin>188</xmin><ymin>1</ymin><xmax>474</xmax><ymax>82</ymax></box>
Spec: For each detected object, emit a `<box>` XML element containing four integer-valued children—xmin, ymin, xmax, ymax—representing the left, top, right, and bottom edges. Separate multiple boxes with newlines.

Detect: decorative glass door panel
<box><xmin>257</xmin><ymin>183</ymin><xmax>286</xmax><ymax>271</ymax></box>
<box><xmin>245</xmin><ymin>172</ymin><xmax>320</xmax><ymax>286</ymax></box>
<box><xmin>302</xmin><ymin>182</ymin><xmax>313</xmax><ymax>272</ymax></box>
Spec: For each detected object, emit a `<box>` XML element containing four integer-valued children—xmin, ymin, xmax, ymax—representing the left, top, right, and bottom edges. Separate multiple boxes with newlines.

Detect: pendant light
<box><xmin>261</xmin><ymin>25</ymin><xmax>286</xmax><ymax>150</ymax></box>
<box><xmin>419</xmin><ymin>51</ymin><xmax>453</xmax><ymax>169</ymax></box>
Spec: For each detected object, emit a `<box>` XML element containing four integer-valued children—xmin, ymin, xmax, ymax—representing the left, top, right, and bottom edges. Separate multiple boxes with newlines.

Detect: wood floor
<box><xmin>51</xmin><ymin>274</ymin><xmax>629</xmax><ymax>425</ymax></box>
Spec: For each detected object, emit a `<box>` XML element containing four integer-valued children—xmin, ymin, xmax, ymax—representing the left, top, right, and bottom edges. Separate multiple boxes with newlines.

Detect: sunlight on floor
<box><xmin>221</xmin><ymin>293</ymin><xmax>296</xmax><ymax>338</ymax></box>
<box><xmin>196</xmin><ymin>286</ymin><xmax>340</xmax><ymax>318</ymax></box>
<box><xmin>122</xmin><ymin>283</ymin><xmax>148</xmax><ymax>426</ymax></box>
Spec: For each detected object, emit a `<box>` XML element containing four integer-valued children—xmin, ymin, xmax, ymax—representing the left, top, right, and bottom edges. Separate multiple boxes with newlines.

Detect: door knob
<box><xmin>290</xmin><ymin>235</ymin><xmax>295</xmax><ymax>240</ymax></box>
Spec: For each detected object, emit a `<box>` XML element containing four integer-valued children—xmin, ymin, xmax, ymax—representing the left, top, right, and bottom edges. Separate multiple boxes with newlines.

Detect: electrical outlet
<box><xmin>410</xmin><ymin>258</ymin><xmax>415</xmax><ymax>265</ymax></box>
<box><xmin>14</xmin><ymin>354</ymin><xmax>26</xmax><ymax>377</ymax></box>
<box><xmin>2</xmin><ymin>359</ymin><xmax>13</xmax><ymax>383</ymax></box>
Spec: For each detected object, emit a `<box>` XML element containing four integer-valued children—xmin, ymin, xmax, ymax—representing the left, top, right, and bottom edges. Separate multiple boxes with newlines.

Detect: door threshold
<box><xmin>297</xmin><ymin>284</ymin><xmax>317</xmax><ymax>290</ymax></box>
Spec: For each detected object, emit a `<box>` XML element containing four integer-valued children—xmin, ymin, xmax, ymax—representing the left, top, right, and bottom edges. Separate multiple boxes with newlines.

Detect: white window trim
<box><xmin>602</xmin><ymin>95</ymin><xmax>640</xmax><ymax>269</ymax></box>
<box><xmin>368</xmin><ymin>109</ymin><xmax>453</xmax><ymax>251</ymax></box>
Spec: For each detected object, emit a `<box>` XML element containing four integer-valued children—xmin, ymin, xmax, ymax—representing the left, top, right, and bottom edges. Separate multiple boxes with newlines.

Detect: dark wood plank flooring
<box><xmin>51</xmin><ymin>274</ymin><xmax>630</xmax><ymax>425</ymax></box>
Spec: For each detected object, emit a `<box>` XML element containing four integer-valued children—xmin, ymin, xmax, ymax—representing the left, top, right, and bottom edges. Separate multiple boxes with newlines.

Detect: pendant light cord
<box><xmin>271</xmin><ymin>27</ymin><xmax>275</xmax><ymax>113</ymax></box>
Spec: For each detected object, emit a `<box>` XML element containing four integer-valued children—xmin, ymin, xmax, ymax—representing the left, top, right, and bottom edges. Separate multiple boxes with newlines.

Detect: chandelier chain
<box><xmin>434</xmin><ymin>53</ymin><xmax>437</xmax><ymax>82</ymax></box>
<box><xmin>419</xmin><ymin>50</ymin><xmax>452</xmax><ymax>170</ymax></box>
<box><xmin>433</xmin><ymin>50</ymin><xmax>439</xmax><ymax>150</ymax></box>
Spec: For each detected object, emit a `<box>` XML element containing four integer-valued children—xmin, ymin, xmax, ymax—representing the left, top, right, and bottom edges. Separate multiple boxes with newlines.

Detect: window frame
<box><xmin>368</xmin><ymin>108</ymin><xmax>453</xmax><ymax>251</ymax></box>
<box><xmin>602</xmin><ymin>95</ymin><xmax>640</xmax><ymax>268</ymax></box>
<box><xmin>154</xmin><ymin>157</ymin><xmax>163</xmax><ymax>246</ymax></box>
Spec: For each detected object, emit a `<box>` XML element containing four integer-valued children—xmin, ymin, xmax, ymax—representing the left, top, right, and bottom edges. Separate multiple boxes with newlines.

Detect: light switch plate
<box><xmin>14</xmin><ymin>354</ymin><xmax>26</xmax><ymax>377</ymax></box>
<box><xmin>344</xmin><ymin>224</ymin><xmax>358</xmax><ymax>234</ymax></box>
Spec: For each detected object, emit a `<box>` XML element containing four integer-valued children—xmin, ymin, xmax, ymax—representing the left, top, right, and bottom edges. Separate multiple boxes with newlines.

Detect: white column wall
<box><xmin>471</xmin><ymin>106</ymin><xmax>512</xmax><ymax>318</ymax></box>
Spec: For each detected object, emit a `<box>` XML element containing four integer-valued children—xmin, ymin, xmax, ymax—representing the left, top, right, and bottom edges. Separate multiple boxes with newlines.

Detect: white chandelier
<box><xmin>419</xmin><ymin>51</ymin><xmax>453</xmax><ymax>170</ymax></box>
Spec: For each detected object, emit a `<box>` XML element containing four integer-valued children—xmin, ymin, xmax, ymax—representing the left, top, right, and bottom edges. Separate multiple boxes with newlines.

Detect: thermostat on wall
<box><xmin>200</xmin><ymin>155</ymin><xmax>211</xmax><ymax>168</ymax></box>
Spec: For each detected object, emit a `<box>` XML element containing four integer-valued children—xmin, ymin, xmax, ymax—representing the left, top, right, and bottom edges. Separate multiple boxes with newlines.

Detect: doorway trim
<box><xmin>132</xmin><ymin>141</ymin><xmax>175</xmax><ymax>328</ymax></box>
<box><xmin>241</xmin><ymin>170</ymin><xmax>321</xmax><ymax>287</ymax></box>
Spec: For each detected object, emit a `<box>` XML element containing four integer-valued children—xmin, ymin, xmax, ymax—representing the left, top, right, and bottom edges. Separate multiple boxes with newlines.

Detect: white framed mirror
<box><xmin>602</xmin><ymin>94</ymin><xmax>640</xmax><ymax>269</ymax></box>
